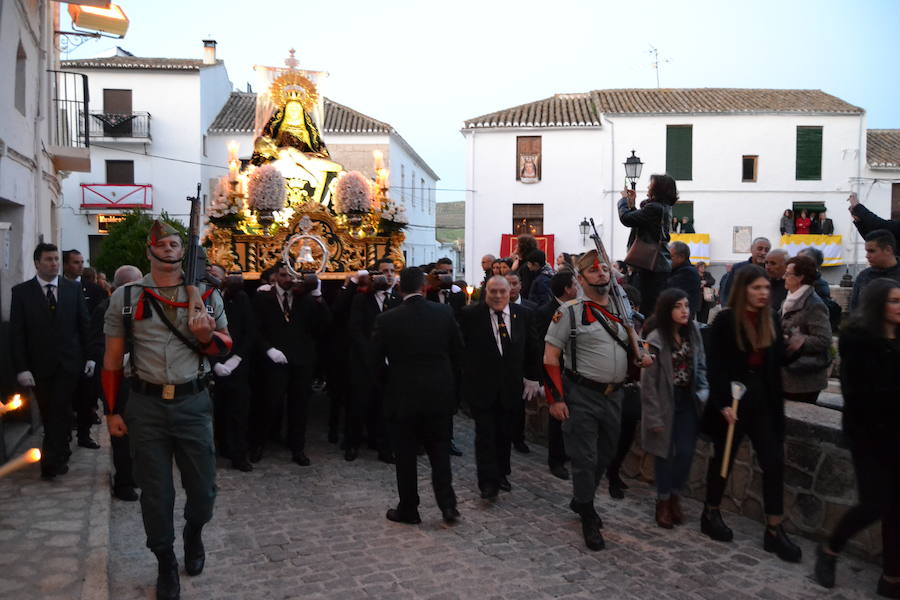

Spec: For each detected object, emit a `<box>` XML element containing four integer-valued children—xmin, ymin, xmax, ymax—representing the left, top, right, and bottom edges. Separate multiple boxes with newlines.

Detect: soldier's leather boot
<box><xmin>574</xmin><ymin>501</ymin><xmax>605</xmax><ymax>551</ymax></box>
<box><xmin>153</xmin><ymin>548</ymin><xmax>180</xmax><ymax>600</ymax></box>
<box><xmin>183</xmin><ymin>521</ymin><xmax>206</xmax><ymax>576</ymax></box>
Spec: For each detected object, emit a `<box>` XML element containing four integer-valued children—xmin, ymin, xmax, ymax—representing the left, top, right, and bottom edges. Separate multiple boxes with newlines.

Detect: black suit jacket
<box><xmin>349</xmin><ymin>291</ymin><xmax>400</xmax><ymax>377</ymax></box>
<box><xmin>215</xmin><ymin>290</ymin><xmax>255</xmax><ymax>376</ymax></box>
<box><xmin>75</xmin><ymin>279</ymin><xmax>107</xmax><ymax>315</ymax></box>
<box><xmin>458</xmin><ymin>302</ymin><xmax>541</xmax><ymax>410</ymax></box>
<box><xmin>10</xmin><ymin>277</ymin><xmax>88</xmax><ymax>379</ymax></box>
<box><xmin>372</xmin><ymin>295</ymin><xmax>463</xmax><ymax>419</ymax></box>
<box><xmin>426</xmin><ymin>289</ymin><xmax>465</xmax><ymax>320</ymax></box>
<box><xmin>253</xmin><ymin>288</ymin><xmax>331</xmax><ymax>366</ymax></box>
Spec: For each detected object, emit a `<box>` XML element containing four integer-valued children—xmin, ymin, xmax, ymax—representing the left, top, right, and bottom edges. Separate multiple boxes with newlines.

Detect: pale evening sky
<box><xmin>63</xmin><ymin>0</ymin><xmax>900</xmax><ymax>203</ymax></box>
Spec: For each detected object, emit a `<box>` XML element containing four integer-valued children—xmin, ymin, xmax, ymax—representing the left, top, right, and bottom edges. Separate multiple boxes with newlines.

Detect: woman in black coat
<box><xmin>815</xmin><ymin>278</ymin><xmax>900</xmax><ymax>598</ymax></box>
<box><xmin>699</xmin><ymin>265</ymin><xmax>802</xmax><ymax>563</ymax></box>
<box><xmin>618</xmin><ymin>173</ymin><xmax>676</xmax><ymax>315</ymax></box>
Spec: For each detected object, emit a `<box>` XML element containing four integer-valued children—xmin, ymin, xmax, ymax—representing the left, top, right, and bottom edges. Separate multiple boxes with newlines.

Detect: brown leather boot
<box><xmin>670</xmin><ymin>494</ymin><xmax>684</xmax><ymax>525</ymax></box>
<box><xmin>655</xmin><ymin>498</ymin><xmax>674</xmax><ymax>529</ymax></box>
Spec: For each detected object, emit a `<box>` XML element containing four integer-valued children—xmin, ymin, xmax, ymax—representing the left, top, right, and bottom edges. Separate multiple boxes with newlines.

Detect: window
<box><xmin>796</xmin><ymin>126</ymin><xmax>823</xmax><ymax>180</ymax></box>
<box><xmin>671</xmin><ymin>201</ymin><xmax>694</xmax><ymax>233</ymax></box>
<box><xmin>516</xmin><ymin>136</ymin><xmax>541</xmax><ymax>182</ymax></box>
<box><xmin>892</xmin><ymin>184</ymin><xmax>900</xmax><ymax>221</ymax></box>
<box><xmin>202</xmin><ymin>135</ymin><xmax>207</xmax><ymax>157</ymax></box>
<box><xmin>742</xmin><ymin>155</ymin><xmax>758</xmax><ymax>182</ymax></box>
<box><xmin>666</xmin><ymin>125</ymin><xmax>692</xmax><ymax>180</ymax></box>
<box><xmin>15</xmin><ymin>41</ymin><xmax>27</xmax><ymax>116</ymax></box>
<box><xmin>106</xmin><ymin>160</ymin><xmax>134</xmax><ymax>184</ymax></box>
<box><xmin>103</xmin><ymin>89</ymin><xmax>133</xmax><ymax>136</ymax></box>
<box><xmin>512</xmin><ymin>203</ymin><xmax>543</xmax><ymax>235</ymax></box>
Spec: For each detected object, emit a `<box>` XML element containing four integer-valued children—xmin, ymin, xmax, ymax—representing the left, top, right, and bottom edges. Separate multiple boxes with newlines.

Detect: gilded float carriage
<box><xmin>204</xmin><ymin>51</ymin><xmax>407</xmax><ymax>280</ymax></box>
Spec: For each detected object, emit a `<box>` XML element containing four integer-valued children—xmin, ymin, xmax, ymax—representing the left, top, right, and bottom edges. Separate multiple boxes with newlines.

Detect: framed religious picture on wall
<box><xmin>733</xmin><ymin>225</ymin><xmax>752</xmax><ymax>253</ymax></box>
<box><xmin>516</xmin><ymin>136</ymin><xmax>541</xmax><ymax>183</ymax></box>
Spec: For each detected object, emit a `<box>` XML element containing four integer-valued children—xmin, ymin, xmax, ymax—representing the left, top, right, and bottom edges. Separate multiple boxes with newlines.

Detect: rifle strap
<box><xmin>568</xmin><ymin>305</ymin><xmax>578</xmax><ymax>374</ymax></box>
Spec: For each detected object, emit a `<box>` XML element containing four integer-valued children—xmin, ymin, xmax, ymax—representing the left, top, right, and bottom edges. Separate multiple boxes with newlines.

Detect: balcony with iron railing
<box><xmin>88</xmin><ymin>111</ymin><xmax>151</xmax><ymax>141</ymax></box>
<box><xmin>48</xmin><ymin>70</ymin><xmax>91</xmax><ymax>172</ymax></box>
<box><xmin>80</xmin><ymin>183</ymin><xmax>152</xmax><ymax>210</ymax></box>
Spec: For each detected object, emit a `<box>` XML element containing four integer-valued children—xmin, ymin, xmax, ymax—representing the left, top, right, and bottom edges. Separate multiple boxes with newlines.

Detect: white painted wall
<box><xmin>464</xmin><ymin>111</ymin><xmax>871</xmax><ymax>280</ymax></box>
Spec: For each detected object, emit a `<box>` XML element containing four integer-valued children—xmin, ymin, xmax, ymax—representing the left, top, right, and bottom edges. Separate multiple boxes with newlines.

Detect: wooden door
<box><xmin>103</xmin><ymin>89</ymin><xmax>133</xmax><ymax>136</ymax></box>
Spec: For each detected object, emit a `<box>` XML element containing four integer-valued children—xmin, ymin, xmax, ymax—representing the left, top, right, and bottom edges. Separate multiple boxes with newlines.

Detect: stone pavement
<box><xmin>0</xmin><ymin>403</ymin><xmax>885</xmax><ymax>600</ymax></box>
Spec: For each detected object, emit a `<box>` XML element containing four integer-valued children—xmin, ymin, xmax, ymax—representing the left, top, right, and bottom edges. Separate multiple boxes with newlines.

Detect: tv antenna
<box><xmin>649</xmin><ymin>45</ymin><xmax>671</xmax><ymax>88</ymax></box>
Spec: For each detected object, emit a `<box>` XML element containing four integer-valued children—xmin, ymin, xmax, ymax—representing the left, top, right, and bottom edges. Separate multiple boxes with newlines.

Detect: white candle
<box><xmin>373</xmin><ymin>150</ymin><xmax>384</xmax><ymax>171</ymax></box>
<box><xmin>0</xmin><ymin>394</ymin><xmax>23</xmax><ymax>415</ymax></box>
<box><xmin>0</xmin><ymin>448</ymin><xmax>41</xmax><ymax>479</ymax></box>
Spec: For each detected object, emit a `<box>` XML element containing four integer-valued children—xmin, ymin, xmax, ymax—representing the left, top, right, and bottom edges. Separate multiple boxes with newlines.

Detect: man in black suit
<box><xmin>63</xmin><ymin>248</ymin><xmax>106</xmax><ymax>449</ymax></box>
<box><xmin>10</xmin><ymin>243</ymin><xmax>91</xmax><ymax>479</ymax></box>
<box><xmin>346</xmin><ymin>271</ymin><xmax>400</xmax><ymax>461</ymax></box>
<box><xmin>372</xmin><ymin>267</ymin><xmax>463</xmax><ymax>525</ymax></box>
<box><xmin>459</xmin><ymin>275</ymin><xmax>541</xmax><ymax>499</ymax></box>
<box><xmin>250</xmin><ymin>263</ymin><xmax>331</xmax><ymax>465</ymax></box>
<box><xmin>535</xmin><ymin>271</ymin><xmax>578</xmax><ymax>480</ymax></box>
<box><xmin>504</xmin><ymin>270</ymin><xmax>538</xmax><ymax>454</ymax></box>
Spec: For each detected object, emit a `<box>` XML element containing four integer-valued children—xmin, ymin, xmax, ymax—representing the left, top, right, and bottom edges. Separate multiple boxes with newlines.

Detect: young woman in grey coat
<box><xmin>640</xmin><ymin>288</ymin><xmax>709</xmax><ymax>529</ymax></box>
<box><xmin>780</xmin><ymin>255</ymin><xmax>832</xmax><ymax>403</ymax></box>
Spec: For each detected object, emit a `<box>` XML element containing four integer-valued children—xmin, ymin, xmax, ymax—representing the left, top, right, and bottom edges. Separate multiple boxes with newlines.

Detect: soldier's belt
<box><xmin>563</xmin><ymin>369</ymin><xmax>622</xmax><ymax>396</ymax></box>
<box><xmin>131</xmin><ymin>377</ymin><xmax>207</xmax><ymax>401</ymax></box>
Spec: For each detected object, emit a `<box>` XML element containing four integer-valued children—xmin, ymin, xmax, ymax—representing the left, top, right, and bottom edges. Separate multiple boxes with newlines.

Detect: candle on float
<box><xmin>0</xmin><ymin>394</ymin><xmax>23</xmax><ymax>415</ymax></box>
<box><xmin>373</xmin><ymin>150</ymin><xmax>385</xmax><ymax>172</ymax></box>
<box><xmin>0</xmin><ymin>448</ymin><xmax>41</xmax><ymax>479</ymax></box>
<box><xmin>465</xmin><ymin>285</ymin><xmax>475</xmax><ymax>305</ymax></box>
<box><xmin>227</xmin><ymin>141</ymin><xmax>240</xmax><ymax>181</ymax></box>
<box><xmin>227</xmin><ymin>140</ymin><xmax>239</xmax><ymax>161</ymax></box>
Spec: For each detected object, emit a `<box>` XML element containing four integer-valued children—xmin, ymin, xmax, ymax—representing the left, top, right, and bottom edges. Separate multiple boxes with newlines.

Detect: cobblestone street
<box><xmin>0</xmin><ymin>401</ymin><xmax>885</xmax><ymax>600</ymax></box>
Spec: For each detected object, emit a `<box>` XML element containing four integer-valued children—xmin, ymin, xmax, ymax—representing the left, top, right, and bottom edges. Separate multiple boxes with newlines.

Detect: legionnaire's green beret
<box><xmin>147</xmin><ymin>219</ymin><xmax>180</xmax><ymax>247</ymax></box>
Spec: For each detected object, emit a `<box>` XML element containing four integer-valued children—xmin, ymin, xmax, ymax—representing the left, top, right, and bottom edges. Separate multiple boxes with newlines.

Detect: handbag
<box><xmin>624</xmin><ymin>238</ymin><xmax>659</xmax><ymax>271</ymax></box>
<box><xmin>785</xmin><ymin>351</ymin><xmax>832</xmax><ymax>374</ymax></box>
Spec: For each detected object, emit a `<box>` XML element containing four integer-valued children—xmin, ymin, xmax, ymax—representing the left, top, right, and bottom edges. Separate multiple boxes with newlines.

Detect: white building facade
<box><xmin>462</xmin><ymin>89</ymin><xmax>896</xmax><ymax>282</ymax></box>
<box><xmin>207</xmin><ymin>93</ymin><xmax>440</xmax><ymax>267</ymax></box>
<box><xmin>58</xmin><ymin>43</ymin><xmax>232</xmax><ymax>260</ymax></box>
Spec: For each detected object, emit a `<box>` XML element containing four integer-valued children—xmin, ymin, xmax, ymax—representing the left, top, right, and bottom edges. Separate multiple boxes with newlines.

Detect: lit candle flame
<box><xmin>0</xmin><ymin>394</ymin><xmax>24</xmax><ymax>415</ymax></box>
<box><xmin>27</xmin><ymin>448</ymin><xmax>41</xmax><ymax>463</ymax></box>
<box><xmin>373</xmin><ymin>150</ymin><xmax>384</xmax><ymax>171</ymax></box>
<box><xmin>0</xmin><ymin>447</ymin><xmax>42</xmax><ymax>478</ymax></box>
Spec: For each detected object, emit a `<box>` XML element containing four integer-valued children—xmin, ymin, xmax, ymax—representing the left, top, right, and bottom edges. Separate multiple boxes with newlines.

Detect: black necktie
<box><xmin>495</xmin><ymin>310</ymin><xmax>510</xmax><ymax>356</ymax></box>
<box><xmin>279</xmin><ymin>290</ymin><xmax>291</xmax><ymax>322</ymax></box>
<box><xmin>46</xmin><ymin>284</ymin><xmax>57</xmax><ymax>313</ymax></box>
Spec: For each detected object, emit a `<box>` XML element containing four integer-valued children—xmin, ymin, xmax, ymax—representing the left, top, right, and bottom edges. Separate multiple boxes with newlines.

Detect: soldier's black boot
<box><xmin>700</xmin><ymin>505</ymin><xmax>733</xmax><ymax>542</ymax></box>
<box><xmin>574</xmin><ymin>501</ymin><xmax>605</xmax><ymax>551</ymax></box>
<box><xmin>763</xmin><ymin>523</ymin><xmax>802</xmax><ymax>563</ymax></box>
<box><xmin>153</xmin><ymin>548</ymin><xmax>180</xmax><ymax>600</ymax></box>
<box><xmin>183</xmin><ymin>521</ymin><xmax>206</xmax><ymax>576</ymax></box>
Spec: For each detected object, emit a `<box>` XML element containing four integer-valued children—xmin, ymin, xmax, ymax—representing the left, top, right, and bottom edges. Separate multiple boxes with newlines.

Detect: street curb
<box><xmin>80</xmin><ymin>423</ymin><xmax>111</xmax><ymax>600</ymax></box>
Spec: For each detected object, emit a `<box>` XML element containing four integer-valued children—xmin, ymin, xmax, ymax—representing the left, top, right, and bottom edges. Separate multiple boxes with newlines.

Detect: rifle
<box><xmin>588</xmin><ymin>218</ymin><xmax>647</xmax><ymax>365</ymax></box>
<box><xmin>184</xmin><ymin>183</ymin><xmax>218</xmax><ymax>317</ymax></box>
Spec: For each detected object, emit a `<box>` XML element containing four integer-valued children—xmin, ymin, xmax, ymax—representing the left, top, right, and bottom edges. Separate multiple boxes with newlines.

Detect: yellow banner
<box><xmin>670</xmin><ymin>233</ymin><xmax>710</xmax><ymax>262</ymax></box>
<box><xmin>780</xmin><ymin>234</ymin><xmax>843</xmax><ymax>267</ymax></box>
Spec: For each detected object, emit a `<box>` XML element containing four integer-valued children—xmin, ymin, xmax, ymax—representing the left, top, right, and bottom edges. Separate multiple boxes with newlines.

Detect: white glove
<box><xmin>84</xmin><ymin>360</ymin><xmax>96</xmax><ymax>377</ymax></box>
<box><xmin>223</xmin><ymin>355</ymin><xmax>242</xmax><ymax>372</ymax></box>
<box><xmin>450</xmin><ymin>284</ymin><xmax>462</xmax><ymax>294</ymax></box>
<box><xmin>523</xmin><ymin>378</ymin><xmax>541</xmax><ymax>401</ymax></box>
<box><xmin>350</xmin><ymin>269</ymin><xmax>368</xmax><ymax>284</ymax></box>
<box><xmin>213</xmin><ymin>363</ymin><xmax>232</xmax><ymax>377</ymax></box>
<box><xmin>16</xmin><ymin>371</ymin><xmax>35</xmax><ymax>388</ymax></box>
<box><xmin>266</xmin><ymin>347</ymin><xmax>288</xmax><ymax>364</ymax></box>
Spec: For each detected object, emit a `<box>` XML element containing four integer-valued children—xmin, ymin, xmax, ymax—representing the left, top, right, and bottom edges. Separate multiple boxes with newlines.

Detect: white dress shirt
<box><xmin>374</xmin><ymin>290</ymin><xmax>386</xmax><ymax>312</ymax></box>
<box><xmin>36</xmin><ymin>274</ymin><xmax>60</xmax><ymax>302</ymax></box>
<box><xmin>276</xmin><ymin>285</ymin><xmax>292</xmax><ymax>312</ymax></box>
<box><xmin>489</xmin><ymin>304</ymin><xmax>512</xmax><ymax>355</ymax></box>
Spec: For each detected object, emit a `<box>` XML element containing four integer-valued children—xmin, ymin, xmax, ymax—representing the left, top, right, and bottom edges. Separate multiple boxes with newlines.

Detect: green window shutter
<box><xmin>796</xmin><ymin>126</ymin><xmax>823</xmax><ymax>180</ymax></box>
<box><xmin>666</xmin><ymin>125</ymin><xmax>692</xmax><ymax>180</ymax></box>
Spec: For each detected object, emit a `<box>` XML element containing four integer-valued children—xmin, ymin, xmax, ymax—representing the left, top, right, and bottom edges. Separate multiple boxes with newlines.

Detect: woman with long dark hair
<box><xmin>815</xmin><ymin>279</ymin><xmax>900</xmax><ymax>597</ymax></box>
<box><xmin>618</xmin><ymin>173</ymin><xmax>677</xmax><ymax>315</ymax></box>
<box><xmin>780</xmin><ymin>209</ymin><xmax>795</xmax><ymax>235</ymax></box>
<box><xmin>699</xmin><ymin>265</ymin><xmax>802</xmax><ymax>563</ymax></box>
<box><xmin>640</xmin><ymin>288</ymin><xmax>708</xmax><ymax>529</ymax></box>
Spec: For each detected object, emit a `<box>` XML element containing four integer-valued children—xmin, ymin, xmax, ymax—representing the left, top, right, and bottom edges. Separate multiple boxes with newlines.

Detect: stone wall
<box><xmin>524</xmin><ymin>396</ymin><xmax>882</xmax><ymax>561</ymax></box>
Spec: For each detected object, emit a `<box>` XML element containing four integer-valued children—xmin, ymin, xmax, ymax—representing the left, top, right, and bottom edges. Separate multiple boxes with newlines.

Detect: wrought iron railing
<box><xmin>49</xmin><ymin>70</ymin><xmax>90</xmax><ymax>149</ymax></box>
<box><xmin>88</xmin><ymin>111</ymin><xmax>151</xmax><ymax>139</ymax></box>
<box><xmin>80</xmin><ymin>183</ymin><xmax>153</xmax><ymax>209</ymax></box>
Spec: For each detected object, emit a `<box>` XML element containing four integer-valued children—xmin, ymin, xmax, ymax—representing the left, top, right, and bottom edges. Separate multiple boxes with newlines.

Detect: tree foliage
<box><xmin>92</xmin><ymin>211</ymin><xmax>187</xmax><ymax>277</ymax></box>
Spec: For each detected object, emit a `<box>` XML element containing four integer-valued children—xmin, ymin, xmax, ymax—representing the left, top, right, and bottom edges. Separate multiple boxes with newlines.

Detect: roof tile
<box><xmin>867</xmin><ymin>129</ymin><xmax>900</xmax><ymax>168</ymax></box>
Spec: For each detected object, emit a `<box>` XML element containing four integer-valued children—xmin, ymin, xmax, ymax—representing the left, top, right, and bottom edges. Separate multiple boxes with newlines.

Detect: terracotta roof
<box><xmin>464</xmin><ymin>88</ymin><xmax>863</xmax><ymax>128</ymax></box>
<box><xmin>867</xmin><ymin>129</ymin><xmax>900</xmax><ymax>169</ymax></box>
<box><xmin>60</xmin><ymin>56</ymin><xmax>221</xmax><ymax>71</ymax></box>
<box><xmin>208</xmin><ymin>93</ymin><xmax>394</xmax><ymax>134</ymax></box>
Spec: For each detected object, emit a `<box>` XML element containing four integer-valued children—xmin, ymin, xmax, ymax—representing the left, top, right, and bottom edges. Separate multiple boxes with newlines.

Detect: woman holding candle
<box><xmin>699</xmin><ymin>265</ymin><xmax>801</xmax><ymax>563</ymax></box>
<box><xmin>815</xmin><ymin>278</ymin><xmax>900</xmax><ymax>597</ymax></box>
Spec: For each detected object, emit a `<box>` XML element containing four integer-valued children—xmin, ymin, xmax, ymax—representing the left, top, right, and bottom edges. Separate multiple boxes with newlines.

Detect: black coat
<box><xmin>76</xmin><ymin>279</ymin><xmax>107</xmax><ymax>315</ymax></box>
<box><xmin>702</xmin><ymin>308</ymin><xmax>786</xmax><ymax>439</ymax></box>
<box><xmin>215</xmin><ymin>290</ymin><xmax>255</xmax><ymax>377</ymax></box>
<box><xmin>88</xmin><ymin>297</ymin><xmax>109</xmax><ymax>364</ymax></box>
<box><xmin>666</xmin><ymin>262</ymin><xmax>701</xmax><ymax>317</ymax></box>
<box><xmin>839</xmin><ymin>325</ymin><xmax>900</xmax><ymax>456</ymax></box>
<box><xmin>253</xmin><ymin>288</ymin><xmax>331</xmax><ymax>366</ymax></box>
<box><xmin>458</xmin><ymin>302</ymin><xmax>541</xmax><ymax>411</ymax></box>
<box><xmin>349</xmin><ymin>291</ymin><xmax>400</xmax><ymax>377</ymax></box>
<box><xmin>372</xmin><ymin>295</ymin><xmax>463</xmax><ymax>419</ymax></box>
<box><xmin>617</xmin><ymin>197</ymin><xmax>672</xmax><ymax>273</ymax></box>
<box><xmin>10</xmin><ymin>277</ymin><xmax>89</xmax><ymax>378</ymax></box>
<box><xmin>426</xmin><ymin>288</ymin><xmax>465</xmax><ymax>319</ymax></box>
<box><xmin>851</xmin><ymin>203</ymin><xmax>900</xmax><ymax>251</ymax></box>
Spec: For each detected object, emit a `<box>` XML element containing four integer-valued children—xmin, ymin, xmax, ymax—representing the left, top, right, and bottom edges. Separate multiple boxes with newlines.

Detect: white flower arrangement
<box><xmin>247</xmin><ymin>164</ymin><xmax>286</xmax><ymax>212</ymax></box>
<box><xmin>332</xmin><ymin>171</ymin><xmax>372</xmax><ymax>214</ymax></box>
<box><xmin>380</xmin><ymin>195</ymin><xmax>408</xmax><ymax>224</ymax></box>
<box><xmin>207</xmin><ymin>176</ymin><xmax>242</xmax><ymax>219</ymax></box>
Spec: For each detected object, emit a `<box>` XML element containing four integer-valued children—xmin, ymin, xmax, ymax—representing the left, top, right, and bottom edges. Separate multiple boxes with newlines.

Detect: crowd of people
<box><xmin>780</xmin><ymin>208</ymin><xmax>835</xmax><ymax>235</ymax></box>
<box><xmin>6</xmin><ymin>186</ymin><xmax>900</xmax><ymax>599</ymax></box>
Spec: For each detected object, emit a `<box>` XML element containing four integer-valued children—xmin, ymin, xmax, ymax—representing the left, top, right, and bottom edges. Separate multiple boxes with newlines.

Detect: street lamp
<box><xmin>579</xmin><ymin>217</ymin><xmax>590</xmax><ymax>244</ymax></box>
<box><xmin>624</xmin><ymin>150</ymin><xmax>644</xmax><ymax>190</ymax></box>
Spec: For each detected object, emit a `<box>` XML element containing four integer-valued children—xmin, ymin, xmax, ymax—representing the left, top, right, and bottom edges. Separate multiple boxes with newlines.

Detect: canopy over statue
<box><xmin>204</xmin><ymin>50</ymin><xmax>408</xmax><ymax>279</ymax></box>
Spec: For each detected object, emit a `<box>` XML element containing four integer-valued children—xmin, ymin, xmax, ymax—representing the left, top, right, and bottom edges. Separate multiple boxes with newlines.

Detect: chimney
<box><xmin>202</xmin><ymin>39</ymin><xmax>217</xmax><ymax>65</ymax></box>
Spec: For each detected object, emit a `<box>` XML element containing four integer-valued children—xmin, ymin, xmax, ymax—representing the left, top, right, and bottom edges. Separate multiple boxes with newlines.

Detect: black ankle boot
<box><xmin>814</xmin><ymin>543</ymin><xmax>837</xmax><ymax>588</ymax></box>
<box><xmin>573</xmin><ymin>502</ymin><xmax>605</xmax><ymax>551</ymax></box>
<box><xmin>700</xmin><ymin>506</ymin><xmax>733</xmax><ymax>542</ymax></box>
<box><xmin>763</xmin><ymin>523</ymin><xmax>802</xmax><ymax>563</ymax></box>
<box><xmin>154</xmin><ymin>548</ymin><xmax>180</xmax><ymax>600</ymax></box>
<box><xmin>183</xmin><ymin>522</ymin><xmax>206</xmax><ymax>576</ymax></box>
<box><xmin>877</xmin><ymin>575</ymin><xmax>900</xmax><ymax>598</ymax></box>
